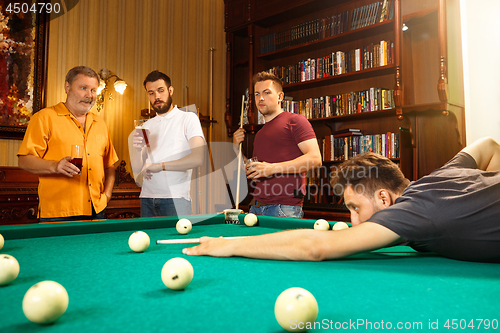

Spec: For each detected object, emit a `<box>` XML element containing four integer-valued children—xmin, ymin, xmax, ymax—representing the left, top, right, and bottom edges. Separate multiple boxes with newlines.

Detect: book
<box><xmin>335</xmin><ymin>128</ymin><xmax>361</xmax><ymax>134</ymax></box>
<box><xmin>371</xmin><ymin>2</ymin><xmax>381</xmax><ymax>25</ymax></box>
<box><xmin>380</xmin><ymin>0</ymin><xmax>388</xmax><ymax>22</ymax></box>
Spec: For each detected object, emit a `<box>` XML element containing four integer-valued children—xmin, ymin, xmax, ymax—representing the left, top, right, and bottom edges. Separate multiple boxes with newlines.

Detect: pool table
<box><xmin>0</xmin><ymin>214</ymin><xmax>499</xmax><ymax>332</ymax></box>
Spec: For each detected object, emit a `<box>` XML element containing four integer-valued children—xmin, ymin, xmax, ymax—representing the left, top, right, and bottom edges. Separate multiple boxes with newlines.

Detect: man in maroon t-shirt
<box><xmin>233</xmin><ymin>72</ymin><xmax>322</xmax><ymax>218</ymax></box>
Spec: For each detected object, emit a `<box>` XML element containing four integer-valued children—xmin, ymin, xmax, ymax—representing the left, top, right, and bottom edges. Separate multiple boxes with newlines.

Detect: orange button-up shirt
<box><xmin>18</xmin><ymin>103</ymin><xmax>119</xmax><ymax>218</ymax></box>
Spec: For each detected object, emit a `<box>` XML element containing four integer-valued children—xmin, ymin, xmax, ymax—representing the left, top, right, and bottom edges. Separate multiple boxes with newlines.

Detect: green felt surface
<box><xmin>0</xmin><ymin>215</ymin><xmax>499</xmax><ymax>332</ymax></box>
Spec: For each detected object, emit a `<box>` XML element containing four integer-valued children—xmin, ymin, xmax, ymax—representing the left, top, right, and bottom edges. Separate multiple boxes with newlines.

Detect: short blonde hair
<box><xmin>252</xmin><ymin>71</ymin><xmax>283</xmax><ymax>92</ymax></box>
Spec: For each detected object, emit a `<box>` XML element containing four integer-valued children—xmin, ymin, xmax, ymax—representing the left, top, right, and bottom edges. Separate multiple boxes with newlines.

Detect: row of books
<box><xmin>282</xmin><ymin>88</ymin><xmax>395</xmax><ymax>119</ymax></box>
<box><xmin>351</xmin><ymin>0</ymin><xmax>394</xmax><ymax>30</ymax></box>
<box><xmin>259</xmin><ymin>0</ymin><xmax>394</xmax><ymax>54</ymax></box>
<box><xmin>259</xmin><ymin>11</ymin><xmax>348</xmax><ymax>54</ymax></box>
<box><xmin>321</xmin><ymin>132</ymin><xmax>400</xmax><ymax>162</ymax></box>
<box><xmin>266</xmin><ymin>40</ymin><xmax>393</xmax><ymax>85</ymax></box>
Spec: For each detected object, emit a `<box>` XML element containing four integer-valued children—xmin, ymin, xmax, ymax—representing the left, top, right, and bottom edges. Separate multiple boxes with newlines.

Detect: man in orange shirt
<box><xmin>18</xmin><ymin>66</ymin><xmax>118</xmax><ymax>222</ymax></box>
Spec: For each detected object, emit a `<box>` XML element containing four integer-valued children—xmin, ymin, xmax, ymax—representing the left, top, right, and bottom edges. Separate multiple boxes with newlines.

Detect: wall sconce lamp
<box><xmin>95</xmin><ymin>68</ymin><xmax>127</xmax><ymax>113</ymax></box>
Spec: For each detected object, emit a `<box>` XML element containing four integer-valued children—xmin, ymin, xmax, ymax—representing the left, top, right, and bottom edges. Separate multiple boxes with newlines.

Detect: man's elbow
<box><xmin>314</xmin><ymin>154</ymin><xmax>322</xmax><ymax>168</ymax></box>
<box><xmin>191</xmin><ymin>144</ymin><xmax>206</xmax><ymax>168</ymax></box>
<box><xmin>308</xmin><ymin>153</ymin><xmax>322</xmax><ymax>169</ymax></box>
<box><xmin>302</xmin><ymin>238</ymin><xmax>328</xmax><ymax>261</ymax></box>
<box><xmin>105</xmin><ymin>166</ymin><xmax>116</xmax><ymax>176</ymax></box>
<box><xmin>194</xmin><ymin>153</ymin><xmax>205</xmax><ymax>168</ymax></box>
<box><xmin>18</xmin><ymin>155</ymin><xmax>29</xmax><ymax>171</ymax></box>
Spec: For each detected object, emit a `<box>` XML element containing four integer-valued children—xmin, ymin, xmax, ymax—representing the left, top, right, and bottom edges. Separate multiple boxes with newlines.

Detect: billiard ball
<box><xmin>176</xmin><ymin>219</ymin><xmax>192</xmax><ymax>235</ymax></box>
<box><xmin>274</xmin><ymin>287</ymin><xmax>319</xmax><ymax>332</ymax></box>
<box><xmin>0</xmin><ymin>233</ymin><xmax>4</xmax><ymax>250</ymax></box>
<box><xmin>128</xmin><ymin>231</ymin><xmax>150</xmax><ymax>252</ymax></box>
<box><xmin>313</xmin><ymin>219</ymin><xmax>330</xmax><ymax>231</ymax></box>
<box><xmin>161</xmin><ymin>257</ymin><xmax>194</xmax><ymax>290</ymax></box>
<box><xmin>22</xmin><ymin>281</ymin><xmax>69</xmax><ymax>324</ymax></box>
<box><xmin>332</xmin><ymin>222</ymin><xmax>349</xmax><ymax>231</ymax></box>
<box><xmin>244</xmin><ymin>213</ymin><xmax>258</xmax><ymax>227</ymax></box>
<box><xmin>0</xmin><ymin>254</ymin><xmax>20</xmax><ymax>285</ymax></box>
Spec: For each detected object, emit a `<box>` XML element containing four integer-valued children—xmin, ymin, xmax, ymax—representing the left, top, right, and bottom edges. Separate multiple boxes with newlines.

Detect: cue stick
<box><xmin>208</xmin><ymin>48</ymin><xmax>215</xmax><ymax>153</ymax></box>
<box><xmin>235</xmin><ymin>95</ymin><xmax>245</xmax><ymax>210</ymax></box>
<box><xmin>156</xmin><ymin>236</ymin><xmax>248</xmax><ymax>245</ymax></box>
<box><xmin>208</xmin><ymin>48</ymin><xmax>215</xmax><ymax>213</ymax></box>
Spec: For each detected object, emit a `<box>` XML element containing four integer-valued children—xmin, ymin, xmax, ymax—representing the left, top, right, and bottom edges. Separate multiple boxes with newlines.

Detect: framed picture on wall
<box><xmin>0</xmin><ymin>1</ymin><xmax>49</xmax><ymax>140</ymax></box>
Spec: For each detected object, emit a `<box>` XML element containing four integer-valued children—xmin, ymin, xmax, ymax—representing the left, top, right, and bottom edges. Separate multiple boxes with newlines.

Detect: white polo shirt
<box><xmin>139</xmin><ymin>106</ymin><xmax>205</xmax><ymax>200</ymax></box>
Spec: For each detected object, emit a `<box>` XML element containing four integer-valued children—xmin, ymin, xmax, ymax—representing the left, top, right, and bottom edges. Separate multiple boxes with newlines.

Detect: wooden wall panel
<box><xmin>0</xmin><ymin>0</ymin><xmax>232</xmax><ymax>213</ymax></box>
<box><xmin>1</xmin><ymin>0</ymin><xmax>227</xmax><ymax>166</ymax></box>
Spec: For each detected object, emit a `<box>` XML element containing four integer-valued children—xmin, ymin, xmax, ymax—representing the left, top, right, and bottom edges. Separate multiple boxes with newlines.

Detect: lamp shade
<box><xmin>96</xmin><ymin>80</ymin><xmax>106</xmax><ymax>95</ymax></box>
<box><xmin>114</xmin><ymin>80</ymin><xmax>127</xmax><ymax>94</ymax></box>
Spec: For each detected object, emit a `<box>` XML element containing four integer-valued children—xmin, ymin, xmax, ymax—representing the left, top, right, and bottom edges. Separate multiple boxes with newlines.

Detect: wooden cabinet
<box><xmin>0</xmin><ymin>162</ymin><xmax>140</xmax><ymax>226</ymax></box>
<box><xmin>224</xmin><ymin>0</ymin><xmax>464</xmax><ymax>219</ymax></box>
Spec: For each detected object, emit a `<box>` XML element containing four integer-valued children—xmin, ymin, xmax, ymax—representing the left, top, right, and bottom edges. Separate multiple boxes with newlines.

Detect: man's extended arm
<box><xmin>18</xmin><ymin>154</ymin><xmax>80</xmax><ymax>177</ymax></box>
<box><xmin>161</xmin><ymin>136</ymin><xmax>206</xmax><ymax>171</ymax></box>
<box><xmin>246</xmin><ymin>138</ymin><xmax>322</xmax><ymax>179</ymax></box>
<box><xmin>462</xmin><ymin>137</ymin><xmax>500</xmax><ymax>171</ymax></box>
<box><xmin>183</xmin><ymin>222</ymin><xmax>402</xmax><ymax>261</ymax></box>
<box><xmin>141</xmin><ymin>136</ymin><xmax>206</xmax><ymax>178</ymax></box>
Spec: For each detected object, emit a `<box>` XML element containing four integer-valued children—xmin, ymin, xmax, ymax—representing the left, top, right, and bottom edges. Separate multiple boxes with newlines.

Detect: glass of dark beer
<box><xmin>134</xmin><ymin>119</ymin><xmax>150</xmax><ymax>148</ymax></box>
<box><xmin>71</xmin><ymin>144</ymin><xmax>83</xmax><ymax>173</ymax></box>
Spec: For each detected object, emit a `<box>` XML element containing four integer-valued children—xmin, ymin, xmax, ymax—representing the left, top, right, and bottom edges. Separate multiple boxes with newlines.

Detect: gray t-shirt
<box><xmin>369</xmin><ymin>152</ymin><xmax>500</xmax><ymax>262</ymax></box>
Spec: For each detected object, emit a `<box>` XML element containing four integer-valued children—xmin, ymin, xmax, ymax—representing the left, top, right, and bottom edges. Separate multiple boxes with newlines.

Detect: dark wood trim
<box><xmin>0</xmin><ymin>11</ymin><xmax>49</xmax><ymax>140</ymax></box>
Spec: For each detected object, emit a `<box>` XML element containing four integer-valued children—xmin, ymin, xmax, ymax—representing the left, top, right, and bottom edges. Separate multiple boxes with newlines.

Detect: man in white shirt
<box><xmin>131</xmin><ymin>71</ymin><xmax>206</xmax><ymax>217</ymax></box>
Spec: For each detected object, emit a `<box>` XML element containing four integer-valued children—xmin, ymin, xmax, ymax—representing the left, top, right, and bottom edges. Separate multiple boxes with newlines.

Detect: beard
<box><xmin>152</xmin><ymin>94</ymin><xmax>173</xmax><ymax>114</ymax></box>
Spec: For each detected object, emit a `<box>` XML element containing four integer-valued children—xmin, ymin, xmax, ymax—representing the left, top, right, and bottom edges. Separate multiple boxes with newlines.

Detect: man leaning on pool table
<box><xmin>184</xmin><ymin>137</ymin><xmax>500</xmax><ymax>263</ymax></box>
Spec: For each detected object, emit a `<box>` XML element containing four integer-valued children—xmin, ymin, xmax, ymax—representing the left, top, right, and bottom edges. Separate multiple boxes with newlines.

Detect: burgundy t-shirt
<box><xmin>252</xmin><ymin>111</ymin><xmax>316</xmax><ymax>205</ymax></box>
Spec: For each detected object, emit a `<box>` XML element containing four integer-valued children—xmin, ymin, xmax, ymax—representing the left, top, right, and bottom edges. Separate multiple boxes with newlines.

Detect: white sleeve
<box><xmin>184</xmin><ymin>112</ymin><xmax>205</xmax><ymax>141</ymax></box>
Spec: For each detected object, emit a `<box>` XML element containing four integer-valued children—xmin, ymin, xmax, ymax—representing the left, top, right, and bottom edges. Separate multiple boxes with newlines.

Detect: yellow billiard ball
<box><xmin>176</xmin><ymin>219</ymin><xmax>192</xmax><ymax>235</ymax></box>
<box><xmin>161</xmin><ymin>257</ymin><xmax>194</xmax><ymax>290</ymax></box>
<box><xmin>22</xmin><ymin>281</ymin><xmax>69</xmax><ymax>324</ymax></box>
<box><xmin>0</xmin><ymin>254</ymin><xmax>20</xmax><ymax>285</ymax></box>
<box><xmin>332</xmin><ymin>222</ymin><xmax>349</xmax><ymax>231</ymax></box>
<box><xmin>275</xmin><ymin>287</ymin><xmax>319</xmax><ymax>332</ymax></box>
<box><xmin>128</xmin><ymin>231</ymin><xmax>150</xmax><ymax>253</ymax></box>
<box><xmin>244</xmin><ymin>213</ymin><xmax>258</xmax><ymax>227</ymax></box>
<box><xmin>0</xmin><ymin>233</ymin><xmax>4</xmax><ymax>250</ymax></box>
<box><xmin>313</xmin><ymin>219</ymin><xmax>330</xmax><ymax>230</ymax></box>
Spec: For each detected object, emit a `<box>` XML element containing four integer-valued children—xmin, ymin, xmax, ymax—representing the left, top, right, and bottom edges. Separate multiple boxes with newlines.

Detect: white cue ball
<box><xmin>22</xmin><ymin>281</ymin><xmax>69</xmax><ymax>324</ymax></box>
<box><xmin>128</xmin><ymin>231</ymin><xmax>150</xmax><ymax>252</ymax></box>
<box><xmin>275</xmin><ymin>287</ymin><xmax>319</xmax><ymax>332</ymax></box>
<box><xmin>332</xmin><ymin>222</ymin><xmax>349</xmax><ymax>231</ymax></box>
<box><xmin>0</xmin><ymin>233</ymin><xmax>4</xmax><ymax>250</ymax></box>
<box><xmin>176</xmin><ymin>219</ymin><xmax>192</xmax><ymax>235</ymax></box>
<box><xmin>161</xmin><ymin>257</ymin><xmax>194</xmax><ymax>290</ymax></box>
<box><xmin>0</xmin><ymin>254</ymin><xmax>20</xmax><ymax>285</ymax></box>
<box><xmin>313</xmin><ymin>219</ymin><xmax>330</xmax><ymax>231</ymax></box>
<box><xmin>244</xmin><ymin>213</ymin><xmax>258</xmax><ymax>227</ymax></box>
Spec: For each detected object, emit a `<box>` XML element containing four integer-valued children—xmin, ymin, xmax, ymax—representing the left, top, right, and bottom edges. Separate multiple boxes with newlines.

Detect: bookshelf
<box><xmin>224</xmin><ymin>0</ymin><xmax>465</xmax><ymax>220</ymax></box>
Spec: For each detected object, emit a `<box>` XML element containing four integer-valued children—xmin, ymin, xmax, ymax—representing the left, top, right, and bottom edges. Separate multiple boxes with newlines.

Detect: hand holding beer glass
<box><xmin>133</xmin><ymin>119</ymin><xmax>150</xmax><ymax>149</ymax></box>
<box><xmin>245</xmin><ymin>157</ymin><xmax>258</xmax><ymax>169</ymax></box>
<box><xmin>70</xmin><ymin>144</ymin><xmax>83</xmax><ymax>174</ymax></box>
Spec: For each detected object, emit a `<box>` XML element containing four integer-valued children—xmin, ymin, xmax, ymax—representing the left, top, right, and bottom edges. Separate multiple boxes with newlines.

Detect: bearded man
<box><xmin>131</xmin><ymin>70</ymin><xmax>205</xmax><ymax>217</ymax></box>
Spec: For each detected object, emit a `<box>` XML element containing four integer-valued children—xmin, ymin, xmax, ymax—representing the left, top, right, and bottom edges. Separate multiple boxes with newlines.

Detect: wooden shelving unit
<box><xmin>224</xmin><ymin>0</ymin><xmax>465</xmax><ymax>219</ymax></box>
